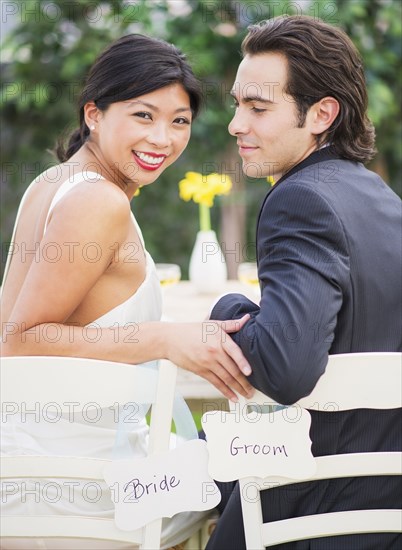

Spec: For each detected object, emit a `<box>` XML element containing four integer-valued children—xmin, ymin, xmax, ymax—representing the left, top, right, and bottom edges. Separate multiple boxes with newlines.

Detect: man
<box><xmin>207</xmin><ymin>15</ymin><xmax>401</xmax><ymax>550</ymax></box>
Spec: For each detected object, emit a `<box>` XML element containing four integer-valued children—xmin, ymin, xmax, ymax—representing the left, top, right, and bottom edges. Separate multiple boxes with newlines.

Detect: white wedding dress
<box><xmin>1</xmin><ymin>172</ymin><xmax>207</xmax><ymax>549</ymax></box>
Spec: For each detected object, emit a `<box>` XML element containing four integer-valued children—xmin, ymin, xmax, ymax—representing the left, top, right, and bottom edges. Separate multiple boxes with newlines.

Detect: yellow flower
<box><xmin>179</xmin><ymin>172</ymin><xmax>232</xmax><ymax>207</ymax></box>
<box><xmin>267</xmin><ymin>176</ymin><xmax>276</xmax><ymax>186</ymax></box>
<box><xmin>205</xmin><ymin>173</ymin><xmax>232</xmax><ymax>195</ymax></box>
<box><xmin>179</xmin><ymin>171</ymin><xmax>233</xmax><ymax>231</ymax></box>
<box><xmin>179</xmin><ymin>172</ymin><xmax>202</xmax><ymax>202</ymax></box>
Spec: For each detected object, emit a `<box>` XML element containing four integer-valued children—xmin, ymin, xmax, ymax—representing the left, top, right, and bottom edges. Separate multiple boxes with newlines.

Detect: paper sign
<box><xmin>201</xmin><ymin>407</ymin><xmax>316</xmax><ymax>482</ymax></box>
<box><xmin>103</xmin><ymin>439</ymin><xmax>221</xmax><ymax>531</ymax></box>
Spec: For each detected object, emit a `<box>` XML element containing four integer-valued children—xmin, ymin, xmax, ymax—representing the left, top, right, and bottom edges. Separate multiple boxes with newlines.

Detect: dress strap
<box><xmin>130</xmin><ymin>211</ymin><xmax>146</xmax><ymax>249</ymax></box>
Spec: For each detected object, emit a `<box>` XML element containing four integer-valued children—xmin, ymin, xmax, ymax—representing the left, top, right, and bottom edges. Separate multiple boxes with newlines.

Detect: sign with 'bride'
<box><xmin>201</xmin><ymin>406</ymin><xmax>316</xmax><ymax>482</ymax></box>
<box><xmin>103</xmin><ymin>439</ymin><xmax>220</xmax><ymax>531</ymax></box>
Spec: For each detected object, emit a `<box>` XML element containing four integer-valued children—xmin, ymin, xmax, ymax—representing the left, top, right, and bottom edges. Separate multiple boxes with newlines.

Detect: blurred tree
<box><xmin>1</xmin><ymin>0</ymin><xmax>401</xmax><ymax>281</ymax></box>
<box><xmin>335</xmin><ymin>0</ymin><xmax>401</xmax><ymax>187</ymax></box>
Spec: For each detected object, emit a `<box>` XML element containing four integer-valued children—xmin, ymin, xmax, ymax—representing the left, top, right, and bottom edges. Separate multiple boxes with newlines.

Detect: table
<box><xmin>161</xmin><ymin>280</ymin><xmax>259</xmax><ymax>401</ymax></box>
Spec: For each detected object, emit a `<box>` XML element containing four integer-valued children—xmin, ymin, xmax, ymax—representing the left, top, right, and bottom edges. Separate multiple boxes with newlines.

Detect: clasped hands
<box><xmin>166</xmin><ymin>314</ymin><xmax>254</xmax><ymax>402</ymax></box>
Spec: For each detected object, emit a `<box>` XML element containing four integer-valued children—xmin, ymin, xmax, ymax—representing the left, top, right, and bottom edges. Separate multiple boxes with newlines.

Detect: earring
<box><xmin>90</xmin><ymin>125</ymin><xmax>95</xmax><ymax>131</ymax></box>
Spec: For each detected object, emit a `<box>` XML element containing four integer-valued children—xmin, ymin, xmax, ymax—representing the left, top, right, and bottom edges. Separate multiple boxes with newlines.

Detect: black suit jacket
<box><xmin>207</xmin><ymin>148</ymin><xmax>402</xmax><ymax>549</ymax></box>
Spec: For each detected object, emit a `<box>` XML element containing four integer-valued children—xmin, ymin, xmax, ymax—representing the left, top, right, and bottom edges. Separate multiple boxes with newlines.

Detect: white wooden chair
<box><xmin>231</xmin><ymin>352</ymin><xmax>402</xmax><ymax>548</ymax></box>
<box><xmin>0</xmin><ymin>355</ymin><xmax>178</xmax><ymax>549</ymax></box>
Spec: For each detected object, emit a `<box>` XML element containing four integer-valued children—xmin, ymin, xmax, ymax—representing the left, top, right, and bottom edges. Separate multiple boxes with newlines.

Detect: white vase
<box><xmin>189</xmin><ymin>230</ymin><xmax>228</xmax><ymax>293</ymax></box>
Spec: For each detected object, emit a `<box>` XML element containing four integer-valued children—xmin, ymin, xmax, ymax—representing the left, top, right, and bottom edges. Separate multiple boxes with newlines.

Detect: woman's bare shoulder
<box><xmin>67</xmin><ymin>177</ymin><xmax>131</xmax><ymax>215</ymax></box>
<box><xmin>46</xmin><ymin>176</ymin><xmax>132</xmax><ymax>241</ymax></box>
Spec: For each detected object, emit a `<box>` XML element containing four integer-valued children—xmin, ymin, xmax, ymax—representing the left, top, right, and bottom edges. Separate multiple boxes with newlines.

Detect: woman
<box><xmin>0</xmin><ymin>34</ymin><xmax>253</xmax><ymax>549</ymax></box>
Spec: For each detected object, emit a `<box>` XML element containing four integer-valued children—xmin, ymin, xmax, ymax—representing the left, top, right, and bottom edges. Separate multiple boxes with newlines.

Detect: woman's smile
<box><xmin>132</xmin><ymin>150</ymin><xmax>168</xmax><ymax>171</ymax></box>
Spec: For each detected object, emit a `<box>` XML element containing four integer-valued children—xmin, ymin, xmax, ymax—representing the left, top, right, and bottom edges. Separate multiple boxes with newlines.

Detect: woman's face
<box><xmin>92</xmin><ymin>83</ymin><xmax>192</xmax><ymax>188</ymax></box>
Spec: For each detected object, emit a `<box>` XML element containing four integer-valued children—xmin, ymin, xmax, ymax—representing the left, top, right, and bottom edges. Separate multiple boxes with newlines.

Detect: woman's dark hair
<box><xmin>242</xmin><ymin>16</ymin><xmax>376</xmax><ymax>163</ymax></box>
<box><xmin>57</xmin><ymin>34</ymin><xmax>202</xmax><ymax>162</ymax></box>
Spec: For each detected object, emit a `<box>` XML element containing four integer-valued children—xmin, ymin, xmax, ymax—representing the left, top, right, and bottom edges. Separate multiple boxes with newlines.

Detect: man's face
<box><xmin>229</xmin><ymin>52</ymin><xmax>317</xmax><ymax>182</ymax></box>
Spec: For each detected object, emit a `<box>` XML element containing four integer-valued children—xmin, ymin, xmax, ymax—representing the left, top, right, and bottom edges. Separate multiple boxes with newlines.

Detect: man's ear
<box><xmin>310</xmin><ymin>97</ymin><xmax>340</xmax><ymax>135</ymax></box>
<box><xmin>84</xmin><ymin>101</ymin><xmax>101</xmax><ymax>129</ymax></box>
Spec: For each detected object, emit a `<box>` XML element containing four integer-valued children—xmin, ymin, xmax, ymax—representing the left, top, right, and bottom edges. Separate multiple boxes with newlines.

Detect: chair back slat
<box><xmin>262</xmin><ymin>510</ymin><xmax>402</xmax><ymax>547</ymax></box>
<box><xmin>1</xmin><ymin>516</ymin><xmax>142</xmax><ymax>544</ymax></box>
<box><xmin>237</xmin><ymin>353</ymin><xmax>402</xmax><ymax>410</ymax></box>
<box><xmin>1</xmin><ymin>356</ymin><xmax>158</xmax><ymax>409</ymax></box>
<box><xmin>1</xmin><ymin>455</ymin><xmax>108</xmax><ymax>479</ymax></box>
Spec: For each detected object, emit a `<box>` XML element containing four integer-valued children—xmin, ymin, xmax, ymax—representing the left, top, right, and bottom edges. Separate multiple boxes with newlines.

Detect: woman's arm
<box><xmin>1</xmin><ymin>181</ymin><xmax>253</xmax><ymax>401</ymax></box>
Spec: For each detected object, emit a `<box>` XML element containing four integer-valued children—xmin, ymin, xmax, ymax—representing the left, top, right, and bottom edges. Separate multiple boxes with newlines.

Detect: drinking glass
<box><xmin>155</xmin><ymin>263</ymin><xmax>181</xmax><ymax>288</ymax></box>
<box><xmin>237</xmin><ymin>262</ymin><xmax>260</xmax><ymax>296</ymax></box>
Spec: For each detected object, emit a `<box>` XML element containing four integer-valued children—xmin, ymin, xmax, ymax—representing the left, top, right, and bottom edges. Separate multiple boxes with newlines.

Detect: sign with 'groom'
<box><xmin>103</xmin><ymin>439</ymin><xmax>220</xmax><ymax>531</ymax></box>
<box><xmin>202</xmin><ymin>406</ymin><xmax>316</xmax><ymax>482</ymax></box>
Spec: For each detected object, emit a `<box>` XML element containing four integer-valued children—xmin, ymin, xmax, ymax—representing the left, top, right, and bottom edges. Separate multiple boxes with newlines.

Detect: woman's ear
<box><xmin>310</xmin><ymin>97</ymin><xmax>340</xmax><ymax>135</ymax></box>
<box><xmin>84</xmin><ymin>102</ymin><xmax>100</xmax><ymax>131</ymax></box>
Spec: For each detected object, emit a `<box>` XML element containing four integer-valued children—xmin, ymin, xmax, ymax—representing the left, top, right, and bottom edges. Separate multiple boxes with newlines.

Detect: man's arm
<box><xmin>211</xmin><ymin>182</ymin><xmax>350</xmax><ymax>405</ymax></box>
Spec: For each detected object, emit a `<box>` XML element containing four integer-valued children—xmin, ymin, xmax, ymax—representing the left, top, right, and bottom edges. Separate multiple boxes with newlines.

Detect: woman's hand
<box><xmin>164</xmin><ymin>314</ymin><xmax>254</xmax><ymax>402</ymax></box>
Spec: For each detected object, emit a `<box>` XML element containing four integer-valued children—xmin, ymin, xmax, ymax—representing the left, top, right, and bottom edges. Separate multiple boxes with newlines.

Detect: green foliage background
<box><xmin>1</xmin><ymin>0</ymin><xmax>401</xmax><ymax>280</ymax></box>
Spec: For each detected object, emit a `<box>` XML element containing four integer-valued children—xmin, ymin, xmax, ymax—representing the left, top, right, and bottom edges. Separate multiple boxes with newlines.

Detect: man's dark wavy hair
<box><xmin>242</xmin><ymin>16</ymin><xmax>376</xmax><ymax>163</ymax></box>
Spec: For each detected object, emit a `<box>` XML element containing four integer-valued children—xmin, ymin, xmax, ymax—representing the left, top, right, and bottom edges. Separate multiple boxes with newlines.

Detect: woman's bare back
<box><xmin>1</xmin><ymin>164</ymin><xmax>146</xmax><ymax>328</ymax></box>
